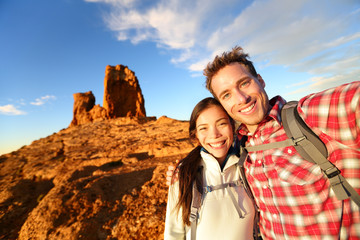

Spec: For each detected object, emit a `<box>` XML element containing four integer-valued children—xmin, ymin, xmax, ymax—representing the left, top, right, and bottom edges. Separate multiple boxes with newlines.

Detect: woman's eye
<box><xmin>219</xmin><ymin>122</ymin><xmax>228</xmax><ymax>126</ymax></box>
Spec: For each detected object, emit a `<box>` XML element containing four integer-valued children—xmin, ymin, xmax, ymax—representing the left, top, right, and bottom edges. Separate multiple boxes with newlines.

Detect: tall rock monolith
<box><xmin>103</xmin><ymin>65</ymin><xmax>146</xmax><ymax>118</ymax></box>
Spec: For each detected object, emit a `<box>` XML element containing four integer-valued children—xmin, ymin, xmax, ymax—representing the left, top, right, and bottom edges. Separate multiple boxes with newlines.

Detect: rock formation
<box><xmin>70</xmin><ymin>65</ymin><xmax>146</xmax><ymax>127</ymax></box>
<box><xmin>0</xmin><ymin>116</ymin><xmax>194</xmax><ymax>240</ymax></box>
<box><xmin>103</xmin><ymin>65</ymin><xmax>146</xmax><ymax>118</ymax></box>
<box><xmin>69</xmin><ymin>91</ymin><xmax>108</xmax><ymax>127</ymax></box>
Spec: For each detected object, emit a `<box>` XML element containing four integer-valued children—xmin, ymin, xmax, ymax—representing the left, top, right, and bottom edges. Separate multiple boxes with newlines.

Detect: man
<box><xmin>167</xmin><ymin>46</ymin><xmax>360</xmax><ymax>239</ymax></box>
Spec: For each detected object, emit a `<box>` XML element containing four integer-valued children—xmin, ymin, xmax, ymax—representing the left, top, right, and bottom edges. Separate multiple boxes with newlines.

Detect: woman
<box><xmin>164</xmin><ymin>97</ymin><xmax>256</xmax><ymax>240</ymax></box>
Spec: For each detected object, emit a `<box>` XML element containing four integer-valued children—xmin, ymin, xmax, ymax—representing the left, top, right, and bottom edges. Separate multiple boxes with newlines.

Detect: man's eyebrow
<box><xmin>217</xmin><ymin>76</ymin><xmax>250</xmax><ymax>98</ymax></box>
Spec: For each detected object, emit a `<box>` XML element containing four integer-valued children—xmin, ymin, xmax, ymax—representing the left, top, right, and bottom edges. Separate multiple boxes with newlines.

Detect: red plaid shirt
<box><xmin>239</xmin><ymin>81</ymin><xmax>360</xmax><ymax>239</ymax></box>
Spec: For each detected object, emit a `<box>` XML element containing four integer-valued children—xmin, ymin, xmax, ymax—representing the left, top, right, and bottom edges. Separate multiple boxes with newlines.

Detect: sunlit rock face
<box><xmin>69</xmin><ymin>91</ymin><xmax>108</xmax><ymax>127</ymax></box>
<box><xmin>103</xmin><ymin>64</ymin><xmax>146</xmax><ymax>118</ymax></box>
<box><xmin>1</xmin><ymin>115</ymin><xmax>194</xmax><ymax>240</ymax></box>
<box><xmin>70</xmin><ymin>64</ymin><xmax>146</xmax><ymax>128</ymax></box>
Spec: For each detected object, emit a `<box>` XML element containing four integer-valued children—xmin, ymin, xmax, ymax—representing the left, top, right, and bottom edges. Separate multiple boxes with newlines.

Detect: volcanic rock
<box><xmin>0</xmin><ymin>117</ymin><xmax>194</xmax><ymax>240</ymax></box>
<box><xmin>103</xmin><ymin>65</ymin><xmax>146</xmax><ymax>118</ymax></box>
<box><xmin>69</xmin><ymin>91</ymin><xmax>108</xmax><ymax>127</ymax></box>
<box><xmin>70</xmin><ymin>65</ymin><xmax>146</xmax><ymax>127</ymax></box>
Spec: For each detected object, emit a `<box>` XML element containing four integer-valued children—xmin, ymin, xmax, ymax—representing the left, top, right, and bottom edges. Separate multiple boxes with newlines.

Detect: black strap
<box><xmin>281</xmin><ymin>101</ymin><xmax>327</xmax><ymax>161</ymax></box>
<box><xmin>238</xmin><ymin>136</ymin><xmax>262</xmax><ymax>239</ymax></box>
<box><xmin>189</xmin><ymin>167</ymin><xmax>203</xmax><ymax>240</ymax></box>
<box><xmin>281</xmin><ymin>101</ymin><xmax>360</xmax><ymax>206</ymax></box>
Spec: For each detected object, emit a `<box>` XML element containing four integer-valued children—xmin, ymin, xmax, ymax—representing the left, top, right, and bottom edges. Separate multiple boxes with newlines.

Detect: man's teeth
<box><xmin>209</xmin><ymin>142</ymin><xmax>225</xmax><ymax>147</ymax></box>
<box><xmin>240</xmin><ymin>103</ymin><xmax>255</xmax><ymax>113</ymax></box>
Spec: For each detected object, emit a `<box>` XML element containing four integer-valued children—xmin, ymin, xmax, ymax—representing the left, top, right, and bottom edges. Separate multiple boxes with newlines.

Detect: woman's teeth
<box><xmin>209</xmin><ymin>141</ymin><xmax>225</xmax><ymax>148</ymax></box>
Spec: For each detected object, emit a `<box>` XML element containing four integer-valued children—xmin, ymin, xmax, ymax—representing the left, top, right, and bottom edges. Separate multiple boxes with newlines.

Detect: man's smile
<box><xmin>239</xmin><ymin>102</ymin><xmax>256</xmax><ymax>114</ymax></box>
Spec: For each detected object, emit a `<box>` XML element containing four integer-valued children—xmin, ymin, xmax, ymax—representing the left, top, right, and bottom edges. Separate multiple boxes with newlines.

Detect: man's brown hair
<box><xmin>203</xmin><ymin>46</ymin><xmax>258</xmax><ymax>97</ymax></box>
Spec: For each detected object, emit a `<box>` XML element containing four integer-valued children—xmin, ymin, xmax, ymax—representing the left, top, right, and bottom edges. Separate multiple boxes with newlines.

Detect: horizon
<box><xmin>1</xmin><ymin>0</ymin><xmax>359</xmax><ymax>155</ymax></box>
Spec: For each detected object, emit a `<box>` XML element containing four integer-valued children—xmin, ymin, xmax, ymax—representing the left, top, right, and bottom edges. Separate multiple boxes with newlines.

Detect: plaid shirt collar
<box><xmin>237</xmin><ymin>95</ymin><xmax>286</xmax><ymax>136</ymax></box>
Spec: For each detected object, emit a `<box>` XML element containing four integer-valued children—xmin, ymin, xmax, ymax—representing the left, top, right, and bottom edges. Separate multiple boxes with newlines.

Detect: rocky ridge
<box><xmin>0</xmin><ymin>116</ymin><xmax>194</xmax><ymax>239</ymax></box>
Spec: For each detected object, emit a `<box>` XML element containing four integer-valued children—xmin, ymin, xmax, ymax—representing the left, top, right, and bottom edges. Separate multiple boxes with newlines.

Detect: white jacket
<box><xmin>164</xmin><ymin>150</ymin><xmax>255</xmax><ymax>240</ymax></box>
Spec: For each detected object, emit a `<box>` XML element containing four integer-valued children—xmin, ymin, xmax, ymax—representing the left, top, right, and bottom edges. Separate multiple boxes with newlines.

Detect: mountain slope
<box><xmin>0</xmin><ymin>116</ymin><xmax>194</xmax><ymax>240</ymax></box>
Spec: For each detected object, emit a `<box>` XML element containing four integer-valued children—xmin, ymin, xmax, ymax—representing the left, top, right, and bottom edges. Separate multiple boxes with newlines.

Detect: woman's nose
<box><xmin>209</xmin><ymin>127</ymin><xmax>221</xmax><ymax>138</ymax></box>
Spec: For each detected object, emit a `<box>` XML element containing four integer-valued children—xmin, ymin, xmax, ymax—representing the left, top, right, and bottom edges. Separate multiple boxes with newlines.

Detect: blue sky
<box><xmin>1</xmin><ymin>0</ymin><xmax>359</xmax><ymax>155</ymax></box>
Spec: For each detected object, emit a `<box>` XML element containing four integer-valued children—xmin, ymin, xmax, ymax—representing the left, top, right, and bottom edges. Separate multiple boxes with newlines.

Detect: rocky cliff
<box><xmin>70</xmin><ymin>65</ymin><xmax>146</xmax><ymax>127</ymax></box>
<box><xmin>1</xmin><ymin>64</ymin><xmax>193</xmax><ymax>239</ymax></box>
<box><xmin>0</xmin><ymin>116</ymin><xmax>194</xmax><ymax>239</ymax></box>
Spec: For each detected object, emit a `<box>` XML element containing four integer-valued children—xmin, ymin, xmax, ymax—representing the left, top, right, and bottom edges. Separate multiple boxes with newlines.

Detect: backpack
<box><xmin>189</xmin><ymin>159</ymin><xmax>261</xmax><ymax>240</ymax></box>
<box><xmin>240</xmin><ymin>101</ymin><xmax>360</xmax><ymax>206</ymax></box>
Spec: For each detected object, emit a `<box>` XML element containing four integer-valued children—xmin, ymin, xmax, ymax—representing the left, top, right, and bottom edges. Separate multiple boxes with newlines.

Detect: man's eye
<box><xmin>222</xmin><ymin>93</ymin><xmax>230</xmax><ymax>100</ymax></box>
<box><xmin>240</xmin><ymin>80</ymin><xmax>250</xmax><ymax>88</ymax></box>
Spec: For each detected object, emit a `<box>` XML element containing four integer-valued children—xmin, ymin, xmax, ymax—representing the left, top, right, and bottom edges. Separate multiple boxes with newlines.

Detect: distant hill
<box><xmin>0</xmin><ymin>116</ymin><xmax>194</xmax><ymax>239</ymax></box>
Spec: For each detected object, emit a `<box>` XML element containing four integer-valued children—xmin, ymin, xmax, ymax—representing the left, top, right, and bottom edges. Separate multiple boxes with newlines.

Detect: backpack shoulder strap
<box><xmin>281</xmin><ymin>101</ymin><xmax>360</xmax><ymax>206</ymax></box>
<box><xmin>236</xmin><ymin>149</ymin><xmax>262</xmax><ymax>240</ymax></box>
<box><xmin>281</xmin><ymin>101</ymin><xmax>327</xmax><ymax>161</ymax></box>
<box><xmin>189</xmin><ymin>167</ymin><xmax>203</xmax><ymax>240</ymax></box>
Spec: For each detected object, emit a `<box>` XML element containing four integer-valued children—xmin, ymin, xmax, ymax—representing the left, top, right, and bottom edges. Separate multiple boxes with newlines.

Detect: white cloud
<box><xmin>204</xmin><ymin>0</ymin><xmax>360</xmax><ymax>68</ymax></box>
<box><xmin>0</xmin><ymin>104</ymin><xmax>26</xmax><ymax>116</ymax></box>
<box><xmin>104</xmin><ymin>1</ymin><xmax>200</xmax><ymax>49</ymax></box>
<box><xmin>284</xmin><ymin>68</ymin><xmax>360</xmax><ymax>99</ymax></box>
<box><xmin>85</xmin><ymin>0</ymin><xmax>135</xmax><ymax>7</ymax></box>
<box><xmin>30</xmin><ymin>95</ymin><xmax>56</xmax><ymax>106</ymax></box>
<box><xmin>95</xmin><ymin>0</ymin><xmax>241</xmax><ymax>64</ymax></box>
<box><xmin>89</xmin><ymin>0</ymin><xmax>360</xmax><ymax>93</ymax></box>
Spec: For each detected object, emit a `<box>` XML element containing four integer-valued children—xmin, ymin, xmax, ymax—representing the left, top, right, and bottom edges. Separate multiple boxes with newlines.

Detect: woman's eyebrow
<box><xmin>196</xmin><ymin>123</ymin><xmax>208</xmax><ymax>128</ymax></box>
<box><xmin>216</xmin><ymin>117</ymin><xmax>228</xmax><ymax>123</ymax></box>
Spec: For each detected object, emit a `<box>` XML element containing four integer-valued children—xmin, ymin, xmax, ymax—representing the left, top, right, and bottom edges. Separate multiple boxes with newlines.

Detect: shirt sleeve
<box><xmin>297</xmin><ymin>81</ymin><xmax>360</xmax><ymax>148</ymax></box>
<box><xmin>164</xmin><ymin>182</ymin><xmax>187</xmax><ymax>240</ymax></box>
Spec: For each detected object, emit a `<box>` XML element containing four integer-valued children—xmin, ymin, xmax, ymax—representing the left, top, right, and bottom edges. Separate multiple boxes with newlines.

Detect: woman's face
<box><xmin>195</xmin><ymin>105</ymin><xmax>234</xmax><ymax>165</ymax></box>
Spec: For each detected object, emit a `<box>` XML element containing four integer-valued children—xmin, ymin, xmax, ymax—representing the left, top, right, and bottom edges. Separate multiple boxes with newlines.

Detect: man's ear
<box><xmin>257</xmin><ymin>74</ymin><xmax>265</xmax><ymax>88</ymax></box>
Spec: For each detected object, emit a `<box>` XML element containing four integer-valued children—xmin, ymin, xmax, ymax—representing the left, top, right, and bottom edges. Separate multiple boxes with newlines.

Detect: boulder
<box><xmin>69</xmin><ymin>91</ymin><xmax>108</xmax><ymax>127</ymax></box>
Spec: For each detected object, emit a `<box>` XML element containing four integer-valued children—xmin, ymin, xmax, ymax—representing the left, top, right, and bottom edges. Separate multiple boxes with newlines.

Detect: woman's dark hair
<box><xmin>173</xmin><ymin>97</ymin><xmax>233</xmax><ymax>225</ymax></box>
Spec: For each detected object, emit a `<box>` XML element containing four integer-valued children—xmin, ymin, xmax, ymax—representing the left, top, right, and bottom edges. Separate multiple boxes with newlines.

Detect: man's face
<box><xmin>211</xmin><ymin>62</ymin><xmax>270</xmax><ymax>133</ymax></box>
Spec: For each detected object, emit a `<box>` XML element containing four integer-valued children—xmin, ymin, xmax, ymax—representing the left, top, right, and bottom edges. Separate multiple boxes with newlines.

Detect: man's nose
<box><xmin>233</xmin><ymin>88</ymin><xmax>248</xmax><ymax>104</ymax></box>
